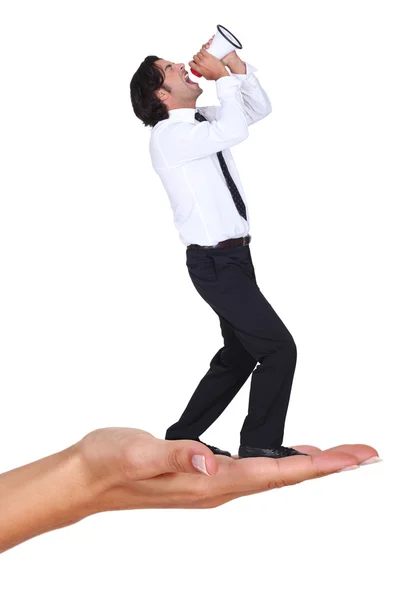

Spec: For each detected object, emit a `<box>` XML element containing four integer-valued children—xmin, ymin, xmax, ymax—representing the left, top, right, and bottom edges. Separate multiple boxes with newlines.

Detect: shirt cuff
<box><xmin>215</xmin><ymin>73</ymin><xmax>243</xmax><ymax>97</ymax></box>
<box><xmin>230</xmin><ymin>62</ymin><xmax>258</xmax><ymax>86</ymax></box>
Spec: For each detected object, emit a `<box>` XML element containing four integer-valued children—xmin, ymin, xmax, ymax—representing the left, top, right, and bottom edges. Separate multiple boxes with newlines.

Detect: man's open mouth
<box><xmin>184</xmin><ymin>72</ymin><xmax>197</xmax><ymax>85</ymax></box>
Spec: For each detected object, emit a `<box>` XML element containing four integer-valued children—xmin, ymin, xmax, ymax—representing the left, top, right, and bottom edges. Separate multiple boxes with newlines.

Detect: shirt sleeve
<box><xmin>199</xmin><ymin>62</ymin><xmax>272</xmax><ymax>126</ymax></box>
<box><xmin>230</xmin><ymin>62</ymin><xmax>272</xmax><ymax>125</ymax></box>
<box><xmin>154</xmin><ymin>75</ymin><xmax>249</xmax><ymax>168</ymax></box>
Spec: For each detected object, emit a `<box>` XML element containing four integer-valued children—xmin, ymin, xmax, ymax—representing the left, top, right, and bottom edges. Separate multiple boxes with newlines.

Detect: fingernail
<box><xmin>337</xmin><ymin>464</ymin><xmax>360</xmax><ymax>472</ymax></box>
<box><xmin>360</xmin><ymin>456</ymin><xmax>382</xmax><ymax>466</ymax></box>
<box><xmin>192</xmin><ymin>455</ymin><xmax>210</xmax><ymax>476</ymax></box>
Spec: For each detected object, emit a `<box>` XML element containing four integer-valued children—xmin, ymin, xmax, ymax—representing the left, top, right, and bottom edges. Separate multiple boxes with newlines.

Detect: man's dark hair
<box><xmin>130</xmin><ymin>55</ymin><xmax>171</xmax><ymax>128</ymax></box>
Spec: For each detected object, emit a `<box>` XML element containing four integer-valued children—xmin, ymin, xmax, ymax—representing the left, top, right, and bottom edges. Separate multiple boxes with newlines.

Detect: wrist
<box><xmin>41</xmin><ymin>442</ymin><xmax>117</xmax><ymax>520</ymax></box>
<box><xmin>69</xmin><ymin>443</ymin><xmax>110</xmax><ymax>515</ymax></box>
<box><xmin>216</xmin><ymin>67</ymin><xmax>230</xmax><ymax>79</ymax></box>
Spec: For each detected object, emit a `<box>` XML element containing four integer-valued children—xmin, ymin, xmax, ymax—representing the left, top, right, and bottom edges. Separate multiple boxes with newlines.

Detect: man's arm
<box><xmin>153</xmin><ymin>74</ymin><xmax>249</xmax><ymax>168</ymax></box>
<box><xmin>199</xmin><ymin>62</ymin><xmax>271</xmax><ymax>126</ymax></box>
<box><xmin>227</xmin><ymin>57</ymin><xmax>272</xmax><ymax>125</ymax></box>
<box><xmin>199</xmin><ymin>52</ymin><xmax>272</xmax><ymax>126</ymax></box>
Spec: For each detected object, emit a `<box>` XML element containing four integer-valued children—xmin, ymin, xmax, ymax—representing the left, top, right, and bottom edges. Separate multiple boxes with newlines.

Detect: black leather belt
<box><xmin>187</xmin><ymin>235</ymin><xmax>251</xmax><ymax>250</ymax></box>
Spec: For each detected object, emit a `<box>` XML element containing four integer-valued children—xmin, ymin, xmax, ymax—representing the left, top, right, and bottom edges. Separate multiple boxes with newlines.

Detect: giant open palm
<box><xmin>79</xmin><ymin>428</ymin><xmax>380</xmax><ymax>510</ymax></box>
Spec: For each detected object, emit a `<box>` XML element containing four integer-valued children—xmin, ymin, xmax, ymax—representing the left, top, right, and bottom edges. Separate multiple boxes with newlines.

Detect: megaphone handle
<box><xmin>190</xmin><ymin>67</ymin><xmax>202</xmax><ymax>78</ymax></box>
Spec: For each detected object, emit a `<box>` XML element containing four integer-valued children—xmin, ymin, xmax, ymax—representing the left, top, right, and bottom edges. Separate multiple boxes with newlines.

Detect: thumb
<box><xmin>123</xmin><ymin>438</ymin><xmax>218</xmax><ymax>480</ymax></box>
<box><xmin>161</xmin><ymin>440</ymin><xmax>217</xmax><ymax>476</ymax></box>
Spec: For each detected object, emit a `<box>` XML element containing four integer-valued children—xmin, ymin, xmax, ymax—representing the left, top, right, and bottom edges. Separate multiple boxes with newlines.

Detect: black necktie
<box><xmin>194</xmin><ymin>111</ymin><xmax>247</xmax><ymax>220</ymax></box>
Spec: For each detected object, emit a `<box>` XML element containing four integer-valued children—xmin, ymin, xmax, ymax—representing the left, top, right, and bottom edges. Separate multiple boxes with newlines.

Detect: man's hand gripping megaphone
<box><xmin>189</xmin><ymin>34</ymin><xmax>239</xmax><ymax>78</ymax></box>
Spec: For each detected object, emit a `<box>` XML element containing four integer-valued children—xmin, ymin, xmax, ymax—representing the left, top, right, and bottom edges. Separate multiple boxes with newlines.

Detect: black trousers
<box><xmin>165</xmin><ymin>242</ymin><xmax>297</xmax><ymax>448</ymax></box>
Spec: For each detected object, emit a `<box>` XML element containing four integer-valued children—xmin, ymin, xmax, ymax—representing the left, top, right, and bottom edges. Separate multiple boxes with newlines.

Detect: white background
<box><xmin>0</xmin><ymin>0</ymin><xmax>397</xmax><ymax>598</ymax></box>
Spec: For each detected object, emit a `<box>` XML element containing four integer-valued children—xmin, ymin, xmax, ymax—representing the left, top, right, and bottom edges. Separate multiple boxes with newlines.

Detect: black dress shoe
<box><xmin>197</xmin><ymin>439</ymin><xmax>231</xmax><ymax>457</ymax></box>
<box><xmin>165</xmin><ymin>436</ymin><xmax>231</xmax><ymax>457</ymax></box>
<box><xmin>238</xmin><ymin>444</ymin><xmax>308</xmax><ymax>459</ymax></box>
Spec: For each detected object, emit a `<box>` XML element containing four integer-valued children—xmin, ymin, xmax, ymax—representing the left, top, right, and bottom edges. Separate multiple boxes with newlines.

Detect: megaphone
<box><xmin>190</xmin><ymin>24</ymin><xmax>243</xmax><ymax>78</ymax></box>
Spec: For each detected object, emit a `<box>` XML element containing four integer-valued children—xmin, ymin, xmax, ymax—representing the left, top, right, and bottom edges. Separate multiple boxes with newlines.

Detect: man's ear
<box><xmin>155</xmin><ymin>89</ymin><xmax>168</xmax><ymax>101</ymax></box>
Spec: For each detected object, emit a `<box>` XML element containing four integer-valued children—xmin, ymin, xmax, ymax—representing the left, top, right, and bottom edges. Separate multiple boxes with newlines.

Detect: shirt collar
<box><xmin>167</xmin><ymin>108</ymin><xmax>197</xmax><ymax>123</ymax></box>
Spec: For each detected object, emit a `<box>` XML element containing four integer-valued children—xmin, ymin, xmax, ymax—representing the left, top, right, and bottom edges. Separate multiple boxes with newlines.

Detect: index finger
<box><xmin>215</xmin><ymin>445</ymin><xmax>378</xmax><ymax>495</ymax></box>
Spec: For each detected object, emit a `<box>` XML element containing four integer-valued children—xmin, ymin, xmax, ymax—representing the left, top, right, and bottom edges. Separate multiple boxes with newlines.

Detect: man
<box><xmin>130</xmin><ymin>38</ymin><xmax>307</xmax><ymax>459</ymax></box>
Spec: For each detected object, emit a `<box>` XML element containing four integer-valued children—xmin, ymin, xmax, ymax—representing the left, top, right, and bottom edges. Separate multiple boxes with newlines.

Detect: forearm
<box><xmin>227</xmin><ymin>55</ymin><xmax>247</xmax><ymax>75</ymax></box>
<box><xmin>0</xmin><ymin>443</ymin><xmax>98</xmax><ymax>553</ymax></box>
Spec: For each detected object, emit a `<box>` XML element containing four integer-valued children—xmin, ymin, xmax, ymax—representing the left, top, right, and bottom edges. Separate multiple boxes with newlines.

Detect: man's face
<box><xmin>155</xmin><ymin>59</ymin><xmax>203</xmax><ymax>107</ymax></box>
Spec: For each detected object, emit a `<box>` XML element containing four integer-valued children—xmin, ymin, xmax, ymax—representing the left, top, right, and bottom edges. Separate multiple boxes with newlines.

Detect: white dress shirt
<box><xmin>149</xmin><ymin>63</ymin><xmax>272</xmax><ymax>247</ymax></box>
